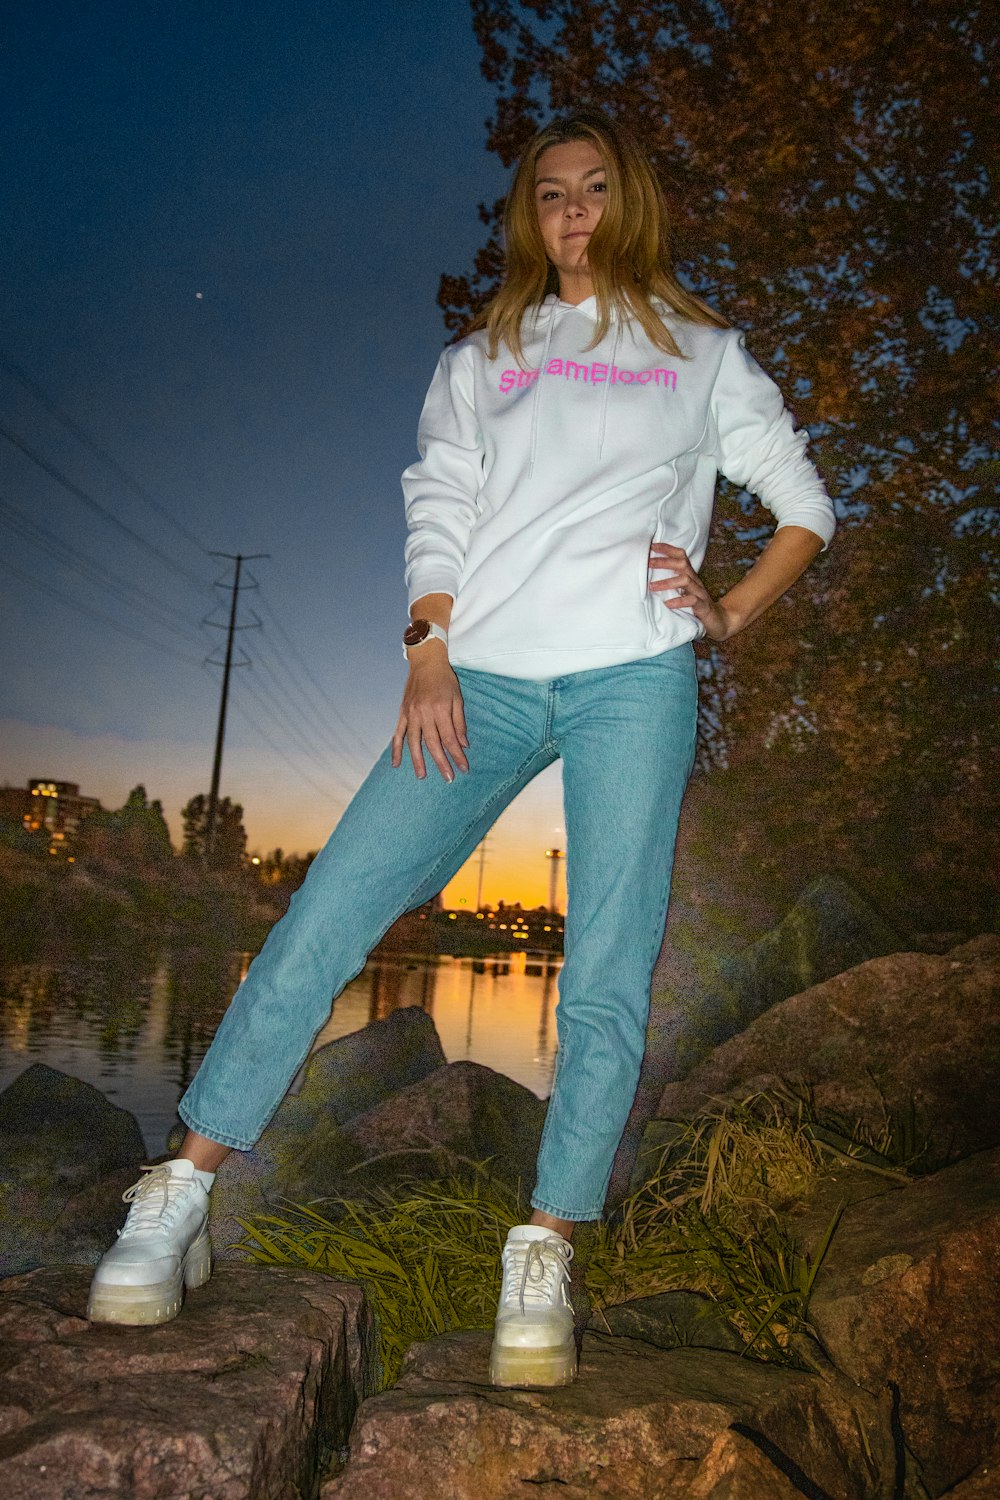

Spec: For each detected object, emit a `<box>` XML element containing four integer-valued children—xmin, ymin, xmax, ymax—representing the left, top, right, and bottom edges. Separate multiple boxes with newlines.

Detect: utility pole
<box><xmin>204</xmin><ymin>551</ymin><xmax>267</xmax><ymax>863</ymax></box>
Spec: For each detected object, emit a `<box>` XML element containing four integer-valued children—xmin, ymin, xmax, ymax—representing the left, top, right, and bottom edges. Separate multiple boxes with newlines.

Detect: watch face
<box><xmin>403</xmin><ymin>619</ymin><xmax>431</xmax><ymax>647</ymax></box>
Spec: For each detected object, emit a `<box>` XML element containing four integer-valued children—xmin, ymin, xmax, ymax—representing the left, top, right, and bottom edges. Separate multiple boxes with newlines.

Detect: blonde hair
<box><xmin>470</xmin><ymin>108</ymin><xmax>728</xmax><ymax>366</ymax></box>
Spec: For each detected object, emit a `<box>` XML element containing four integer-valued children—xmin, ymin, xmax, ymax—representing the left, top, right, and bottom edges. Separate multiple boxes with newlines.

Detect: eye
<box><xmin>590</xmin><ymin>181</ymin><xmax>607</xmax><ymax>193</ymax></box>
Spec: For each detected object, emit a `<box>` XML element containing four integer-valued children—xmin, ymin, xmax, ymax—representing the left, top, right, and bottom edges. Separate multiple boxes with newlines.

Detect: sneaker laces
<box><xmin>503</xmin><ymin>1235</ymin><xmax>574</xmax><ymax>1315</ymax></box>
<box><xmin>116</xmin><ymin>1164</ymin><xmax>197</xmax><ymax>1239</ymax></box>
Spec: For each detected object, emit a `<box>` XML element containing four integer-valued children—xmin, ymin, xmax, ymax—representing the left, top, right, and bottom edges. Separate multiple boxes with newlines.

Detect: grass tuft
<box><xmin>229</xmin><ymin>1160</ymin><xmax>529</xmax><ymax>1389</ymax></box>
<box><xmin>230</xmin><ymin>1086</ymin><xmax>927</xmax><ymax>1392</ymax></box>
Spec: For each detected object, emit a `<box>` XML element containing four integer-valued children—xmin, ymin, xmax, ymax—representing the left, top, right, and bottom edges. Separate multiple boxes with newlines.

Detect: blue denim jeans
<box><xmin>177</xmin><ymin>641</ymin><xmax>698</xmax><ymax>1222</ymax></box>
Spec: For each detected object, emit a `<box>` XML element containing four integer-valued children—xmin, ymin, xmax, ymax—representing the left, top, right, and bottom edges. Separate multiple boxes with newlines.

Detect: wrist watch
<box><xmin>403</xmin><ymin>619</ymin><xmax>449</xmax><ymax>659</ymax></box>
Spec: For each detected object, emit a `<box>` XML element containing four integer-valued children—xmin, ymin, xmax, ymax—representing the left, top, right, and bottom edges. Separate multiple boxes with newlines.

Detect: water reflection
<box><xmin>0</xmin><ymin>947</ymin><xmax>563</xmax><ymax>1157</ymax></box>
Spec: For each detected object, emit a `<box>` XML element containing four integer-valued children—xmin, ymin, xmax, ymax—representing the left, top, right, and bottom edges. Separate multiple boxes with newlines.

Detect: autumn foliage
<box><xmin>441</xmin><ymin>0</ymin><xmax>997</xmax><ymax>933</ymax></box>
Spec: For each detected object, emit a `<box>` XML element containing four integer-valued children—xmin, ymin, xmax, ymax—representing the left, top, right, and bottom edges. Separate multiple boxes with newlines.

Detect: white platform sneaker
<box><xmin>489</xmin><ymin>1224</ymin><xmax>578</xmax><ymax>1388</ymax></box>
<box><xmin>86</xmin><ymin>1159</ymin><xmax>213</xmax><ymax>1326</ymax></box>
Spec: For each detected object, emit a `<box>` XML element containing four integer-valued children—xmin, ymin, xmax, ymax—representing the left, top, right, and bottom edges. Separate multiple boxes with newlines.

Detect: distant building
<box><xmin>14</xmin><ymin>779</ymin><xmax>103</xmax><ymax>853</ymax></box>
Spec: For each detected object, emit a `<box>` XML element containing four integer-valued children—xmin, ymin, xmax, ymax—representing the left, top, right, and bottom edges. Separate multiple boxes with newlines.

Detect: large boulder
<box><xmin>210</xmin><ymin>1060</ymin><xmax>546</xmax><ymax>1261</ymax></box>
<box><xmin>0</xmin><ymin>1065</ymin><xmax>146</xmax><ymax>1277</ymax></box>
<box><xmin>272</xmin><ymin>1001</ymin><xmax>447</xmax><ymax>1137</ymax></box>
<box><xmin>638</xmin><ymin>934</ymin><xmax>1000</xmax><ymax>1183</ymax></box>
<box><xmin>808</xmin><ymin>1145</ymin><xmax>1000</xmax><ymax>1496</ymax></box>
<box><xmin>605</xmin><ymin>876</ymin><xmax>902</xmax><ymax>1216</ymax></box>
<box><xmin>654</xmin><ymin>873</ymin><xmax>901</xmax><ymax>1083</ymax></box>
<box><xmin>0</xmin><ymin>1262</ymin><xmax>377</xmax><ymax>1500</ymax></box>
<box><xmin>328</xmin><ymin>1059</ymin><xmax>546</xmax><ymax>1201</ymax></box>
<box><xmin>166</xmin><ymin>1002</ymin><xmax>447</xmax><ymax>1157</ymax></box>
<box><xmin>195</xmin><ymin>1006</ymin><xmax>448</xmax><ymax>1259</ymax></box>
<box><xmin>320</xmin><ymin>1329</ymin><xmax>898</xmax><ymax>1498</ymax></box>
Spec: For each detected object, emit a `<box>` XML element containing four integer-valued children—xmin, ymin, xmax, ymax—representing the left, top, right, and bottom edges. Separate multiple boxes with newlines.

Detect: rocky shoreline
<box><xmin>1</xmin><ymin>886</ymin><xmax>997</xmax><ymax>1498</ymax></box>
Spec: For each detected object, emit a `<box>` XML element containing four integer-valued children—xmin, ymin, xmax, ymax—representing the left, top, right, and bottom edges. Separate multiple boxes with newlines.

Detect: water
<box><xmin>0</xmin><ymin>948</ymin><xmax>563</xmax><ymax>1157</ymax></box>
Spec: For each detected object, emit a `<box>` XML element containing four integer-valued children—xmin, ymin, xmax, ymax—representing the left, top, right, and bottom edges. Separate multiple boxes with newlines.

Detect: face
<box><xmin>533</xmin><ymin>138</ymin><xmax>608</xmax><ymax>287</ymax></box>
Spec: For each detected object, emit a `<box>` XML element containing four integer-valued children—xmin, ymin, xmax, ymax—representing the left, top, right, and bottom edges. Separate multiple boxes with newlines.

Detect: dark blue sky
<box><xmin>0</xmin><ymin>0</ymin><xmax>567</xmax><ymax>902</ymax></box>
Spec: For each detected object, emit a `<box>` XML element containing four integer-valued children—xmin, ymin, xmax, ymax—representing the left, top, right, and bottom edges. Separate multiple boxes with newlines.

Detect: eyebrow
<box><xmin>534</xmin><ymin>166</ymin><xmax>607</xmax><ymax>186</ymax></box>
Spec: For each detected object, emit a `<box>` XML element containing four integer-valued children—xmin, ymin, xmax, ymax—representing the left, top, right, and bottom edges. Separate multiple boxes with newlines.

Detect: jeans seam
<box><xmin>243</xmin><ymin>741</ymin><xmax>556</xmax><ymax>1145</ymax></box>
<box><xmin>531</xmin><ymin>696</ymin><xmax>696</xmax><ymax>1222</ymax></box>
<box><xmin>543</xmin><ymin>683</ymin><xmax>556</xmax><ymax>747</ymax></box>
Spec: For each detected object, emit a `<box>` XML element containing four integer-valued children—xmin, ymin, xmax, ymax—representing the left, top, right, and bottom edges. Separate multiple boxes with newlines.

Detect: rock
<box><xmin>217</xmin><ymin>1062</ymin><xmax>548</xmax><ymax>1260</ymax></box>
<box><xmin>808</xmin><ymin>1144</ymin><xmax>1000</xmax><ymax>1496</ymax></box>
<box><xmin>330</xmin><ymin>1060</ymin><xmax>546</xmax><ymax>1201</ymax></box>
<box><xmin>273</xmin><ymin>1002</ymin><xmax>447</xmax><ymax>1137</ymax></box>
<box><xmin>605</xmin><ymin>876</ymin><xmax>901</xmax><ymax>1216</ymax></box>
<box><xmin>200</xmin><ymin>1007</ymin><xmax>450</xmax><ymax>1260</ymax></box>
<box><xmin>640</xmin><ymin>935</ymin><xmax>1000</xmax><ymax>1186</ymax></box>
<box><xmin>208</xmin><ymin>1059</ymin><xmax>544</xmax><ymax>1264</ymax></box>
<box><xmin>0</xmin><ymin>1261</ymin><xmax>378</xmax><ymax>1499</ymax></box>
<box><xmin>590</xmin><ymin>1289</ymin><xmax>744</xmax><ymax>1354</ymax></box>
<box><xmin>0</xmin><ymin>1064</ymin><xmax>146</xmax><ymax>1277</ymax></box>
<box><xmin>33</xmin><ymin>1158</ymin><xmax>166</xmax><ymax>1269</ymax></box>
<box><xmin>656</xmin><ymin>874</ymin><xmax>900</xmax><ymax>1081</ymax></box>
<box><xmin>938</xmin><ymin>1452</ymin><xmax>1000</xmax><ymax>1496</ymax></box>
<box><xmin>320</xmin><ymin>1330</ymin><xmax>897</xmax><ymax>1498</ymax></box>
<box><xmin>166</xmin><ymin>1002</ymin><xmax>446</xmax><ymax>1156</ymax></box>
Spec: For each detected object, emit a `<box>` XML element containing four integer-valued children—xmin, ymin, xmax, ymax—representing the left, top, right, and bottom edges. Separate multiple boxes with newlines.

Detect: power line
<box><xmin>238</xmin><ymin>669</ymin><xmax>359</xmax><ymax>800</ymax></box>
<box><xmin>0</xmin><ymin>556</ymin><xmax>205</xmax><ymax>667</ymax></box>
<box><xmin>0</xmin><ymin>493</ymin><xmax>209</xmax><ymax>648</ymax></box>
<box><xmin>0</xmin><ymin>349</ymin><xmax>211</xmax><ymax>557</ymax></box>
<box><xmin>228</xmin><ymin>695</ymin><xmax>345</xmax><ymax>811</ymax></box>
<box><xmin>0</xmin><ymin>358</ymin><xmax>392</xmax><ymax>773</ymax></box>
<box><xmin>248</xmin><ymin>636</ymin><xmax>373</xmax><ymax>781</ymax></box>
<box><xmin>0</xmin><ymin>418</ymin><xmax>209</xmax><ymax>591</ymax></box>
<box><xmin>255</xmin><ymin>587</ymin><xmax>382</xmax><ymax>763</ymax></box>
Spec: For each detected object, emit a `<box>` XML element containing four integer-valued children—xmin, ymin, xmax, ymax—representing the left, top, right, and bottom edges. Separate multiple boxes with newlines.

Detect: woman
<box><xmin>87</xmin><ymin>108</ymin><xmax>836</xmax><ymax>1390</ymax></box>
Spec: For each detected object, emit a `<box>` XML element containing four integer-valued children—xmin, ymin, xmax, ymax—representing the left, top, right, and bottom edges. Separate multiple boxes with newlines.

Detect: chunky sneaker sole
<box><xmin>86</xmin><ymin>1227</ymin><xmax>213</xmax><ymax>1325</ymax></box>
<box><xmin>488</xmin><ymin>1332</ymin><xmax>578</xmax><ymax>1388</ymax></box>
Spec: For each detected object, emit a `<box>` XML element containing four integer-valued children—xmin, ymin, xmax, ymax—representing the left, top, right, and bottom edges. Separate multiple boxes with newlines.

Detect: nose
<box><xmin>562</xmin><ymin>191</ymin><xmax>587</xmax><ymax>218</ymax></box>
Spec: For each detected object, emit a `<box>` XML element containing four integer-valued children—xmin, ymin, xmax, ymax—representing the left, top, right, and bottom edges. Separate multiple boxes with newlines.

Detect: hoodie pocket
<box><xmin>638</xmin><ymin>527</ymin><xmax>657</xmax><ymax>602</ymax></box>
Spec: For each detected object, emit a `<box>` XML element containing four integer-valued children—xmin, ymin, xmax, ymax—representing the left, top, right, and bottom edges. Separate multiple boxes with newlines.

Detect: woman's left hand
<box><xmin>648</xmin><ymin>542</ymin><xmax>734</xmax><ymax>642</ymax></box>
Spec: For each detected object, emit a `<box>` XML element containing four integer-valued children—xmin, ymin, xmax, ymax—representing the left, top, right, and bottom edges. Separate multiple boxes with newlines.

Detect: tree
<box><xmin>181</xmin><ymin>793</ymin><xmax>248</xmax><ymax>871</ymax></box>
<box><xmin>77</xmin><ymin>784</ymin><xmax>173</xmax><ymax>868</ymax></box>
<box><xmin>441</xmin><ymin>0</ymin><xmax>998</xmax><ymax>930</ymax></box>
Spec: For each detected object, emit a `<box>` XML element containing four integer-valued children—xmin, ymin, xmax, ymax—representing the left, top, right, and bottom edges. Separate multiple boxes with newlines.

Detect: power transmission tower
<box><xmin>203</xmin><ymin>551</ymin><xmax>268</xmax><ymax>862</ymax></box>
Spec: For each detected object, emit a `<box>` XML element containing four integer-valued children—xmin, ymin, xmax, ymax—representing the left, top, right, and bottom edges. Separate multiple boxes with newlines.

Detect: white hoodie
<box><xmin>401</xmin><ymin>294</ymin><xmax>836</xmax><ymax>680</ymax></box>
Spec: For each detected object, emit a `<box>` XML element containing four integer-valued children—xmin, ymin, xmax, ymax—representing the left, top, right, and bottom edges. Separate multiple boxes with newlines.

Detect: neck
<box><xmin>555</xmin><ymin>268</ymin><xmax>595</xmax><ymax>306</ymax></box>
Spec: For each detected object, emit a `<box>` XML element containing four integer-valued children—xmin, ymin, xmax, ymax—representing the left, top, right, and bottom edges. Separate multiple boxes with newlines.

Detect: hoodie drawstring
<box><xmin>528</xmin><ymin>297</ymin><xmax>620</xmax><ymax>473</ymax></box>
<box><xmin>528</xmin><ymin>302</ymin><xmax>556</xmax><ymax>479</ymax></box>
<box><xmin>597</xmin><ymin>320</ymin><xmax>620</xmax><ymax>463</ymax></box>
